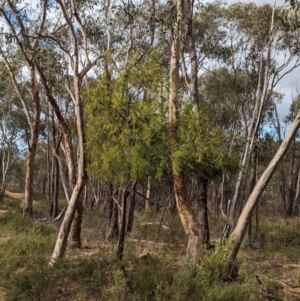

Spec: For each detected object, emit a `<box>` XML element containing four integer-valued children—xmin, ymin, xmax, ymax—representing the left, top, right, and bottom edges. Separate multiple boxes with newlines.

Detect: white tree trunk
<box><xmin>145</xmin><ymin>176</ymin><xmax>151</xmax><ymax>211</ymax></box>
<box><xmin>226</xmin><ymin>113</ymin><xmax>300</xmax><ymax>266</ymax></box>
<box><xmin>49</xmin><ymin>178</ymin><xmax>85</xmax><ymax>265</ymax></box>
<box><xmin>226</xmin><ymin>2</ymin><xmax>276</xmax><ymax>229</ymax></box>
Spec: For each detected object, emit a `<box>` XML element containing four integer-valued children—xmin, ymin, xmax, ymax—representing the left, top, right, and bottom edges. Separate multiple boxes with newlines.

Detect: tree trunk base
<box><xmin>186</xmin><ymin>234</ymin><xmax>203</xmax><ymax>262</ymax></box>
<box><xmin>69</xmin><ymin>200</ymin><xmax>84</xmax><ymax>249</ymax></box>
<box><xmin>219</xmin><ymin>260</ymin><xmax>239</xmax><ymax>281</ymax></box>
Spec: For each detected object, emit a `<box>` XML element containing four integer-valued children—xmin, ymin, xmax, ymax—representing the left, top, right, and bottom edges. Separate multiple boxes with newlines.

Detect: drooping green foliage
<box><xmin>172</xmin><ymin>103</ymin><xmax>239</xmax><ymax>178</ymax></box>
<box><xmin>84</xmin><ymin>51</ymin><xmax>170</xmax><ymax>185</ymax></box>
<box><xmin>282</xmin><ymin>0</ymin><xmax>300</xmax><ymax>30</ymax></box>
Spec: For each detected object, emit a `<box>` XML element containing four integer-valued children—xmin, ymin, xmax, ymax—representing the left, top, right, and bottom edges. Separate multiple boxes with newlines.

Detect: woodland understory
<box><xmin>1</xmin><ymin>189</ymin><xmax>300</xmax><ymax>301</ymax></box>
<box><xmin>2</xmin><ymin>0</ymin><xmax>300</xmax><ymax>300</ymax></box>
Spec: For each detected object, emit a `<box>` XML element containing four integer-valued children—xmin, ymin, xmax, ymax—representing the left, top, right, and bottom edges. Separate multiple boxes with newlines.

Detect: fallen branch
<box><xmin>53</xmin><ymin>207</ymin><xmax>66</xmax><ymax>222</ymax></box>
<box><xmin>140</xmin><ymin>222</ymin><xmax>170</xmax><ymax>230</ymax></box>
<box><xmin>127</xmin><ymin>238</ymin><xmax>185</xmax><ymax>247</ymax></box>
<box><xmin>256</xmin><ymin>274</ymin><xmax>300</xmax><ymax>300</ymax></box>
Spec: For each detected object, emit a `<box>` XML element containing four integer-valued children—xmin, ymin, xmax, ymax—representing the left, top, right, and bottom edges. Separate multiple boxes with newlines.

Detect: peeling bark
<box><xmin>168</xmin><ymin>0</ymin><xmax>203</xmax><ymax>261</ymax></box>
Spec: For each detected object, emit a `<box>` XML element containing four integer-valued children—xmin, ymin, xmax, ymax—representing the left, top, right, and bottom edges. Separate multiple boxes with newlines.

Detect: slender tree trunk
<box><xmin>292</xmin><ymin>165</ymin><xmax>300</xmax><ymax>216</ymax></box>
<box><xmin>82</xmin><ymin>185</ymin><xmax>87</xmax><ymax>208</ymax></box>
<box><xmin>49</xmin><ymin>151</ymin><xmax>55</xmax><ymax>217</ymax></box>
<box><xmin>219</xmin><ymin>173</ymin><xmax>227</xmax><ymax>220</ymax></box>
<box><xmin>185</xmin><ymin>0</ymin><xmax>200</xmax><ymax>114</ymax></box>
<box><xmin>198</xmin><ymin>176</ymin><xmax>209</xmax><ymax>247</ymax></box>
<box><xmin>49</xmin><ymin>83</ymin><xmax>87</xmax><ymax>264</ymax></box>
<box><xmin>242</xmin><ymin>150</ymin><xmax>257</xmax><ymax>249</ymax></box>
<box><xmin>49</xmin><ymin>113</ymin><xmax>60</xmax><ymax>219</ymax></box>
<box><xmin>212</xmin><ymin>181</ymin><xmax>219</xmax><ymax>220</ymax></box>
<box><xmin>55</xmin><ymin>152</ymin><xmax>70</xmax><ymax>203</ymax></box>
<box><xmin>36</xmin><ymin>64</ymin><xmax>76</xmax><ymax>193</ymax></box>
<box><xmin>116</xmin><ymin>188</ymin><xmax>129</xmax><ymax>260</ymax></box>
<box><xmin>69</xmin><ymin>196</ymin><xmax>84</xmax><ymax>248</ymax></box>
<box><xmin>226</xmin><ymin>2</ymin><xmax>276</xmax><ymax>233</ymax></box>
<box><xmin>225</xmin><ymin>113</ymin><xmax>300</xmax><ymax>270</ymax></box>
<box><xmin>106</xmin><ymin>185</ymin><xmax>120</xmax><ymax>240</ymax></box>
<box><xmin>24</xmin><ymin>65</ymin><xmax>41</xmax><ymax>218</ymax></box>
<box><xmin>145</xmin><ymin>176</ymin><xmax>151</xmax><ymax>211</ymax></box>
<box><xmin>49</xmin><ymin>178</ymin><xmax>85</xmax><ymax>265</ymax></box>
<box><xmin>0</xmin><ymin>147</ymin><xmax>11</xmax><ymax>203</ymax></box>
<box><xmin>68</xmin><ymin>78</ymin><xmax>86</xmax><ymax>249</ymax></box>
<box><xmin>47</xmin><ymin>106</ymin><xmax>52</xmax><ymax>210</ymax></box>
<box><xmin>106</xmin><ymin>192</ymin><xmax>119</xmax><ymax>240</ymax></box>
<box><xmin>126</xmin><ymin>180</ymin><xmax>137</xmax><ymax>234</ymax></box>
<box><xmin>24</xmin><ymin>129</ymin><xmax>38</xmax><ymax>217</ymax></box>
<box><xmin>0</xmin><ymin>188</ymin><xmax>5</xmax><ymax>203</ymax></box>
<box><xmin>106</xmin><ymin>185</ymin><xmax>114</xmax><ymax>238</ymax></box>
<box><xmin>52</xmin><ymin>156</ymin><xmax>59</xmax><ymax>219</ymax></box>
<box><xmin>287</xmin><ymin>164</ymin><xmax>299</xmax><ymax>216</ymax></box>
<box><xmin>42</xmin><ymin>176</ymin><xmax>46</xmax><ymax>195</ymax></box>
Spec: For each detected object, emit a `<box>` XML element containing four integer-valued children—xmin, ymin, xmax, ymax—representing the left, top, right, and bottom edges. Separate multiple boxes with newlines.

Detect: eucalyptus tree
<box><xmin>180</xmin><ymin>1</ymin><xmax>230</xmax><ymax>249</ymax></box>
<box><xmin>274</xmin><ymin>94</ymin><xmax>300</xmax><ymax>216</ymax></box>
<box><xmin>167</xmin><ymin>0</ymin><xmax>207</xmax><ymax>261</ymax></box>
<box><xmin>44</xmin><ymin>0</ymin><xmax>113</xmax><ymax>263</ymax></box>
<box><xmin>0</xmin><ymin>95</ymin><xmax>24</xmax><ymax>202</ymax></box>
<box><xmin>0</xmin><ymin>2</ymin><xmax>44</xmax><ymax>217</ymax></box>
<box><xmin>220</xmin><ymin>2</ymin><xmax>300</xmax><ymax>235</ymax></box>
<box><xmin>0</xmin><ymin>67</ymin><xmax>19</xmax><ymax>201</ymax></box>
<box><xmin>224</xmin><ymin>112</ymin><xmax>300</xmax><ymax>274</ymax></box>
<box><xmin>0</xmin><ymin>0</ymin><xmax>113</xmax><ymax>260</ymax></box>
<box><xmin>162</xmin><ymin>0</ymin><xmax>240</xmax><ymax>261</ymax></box>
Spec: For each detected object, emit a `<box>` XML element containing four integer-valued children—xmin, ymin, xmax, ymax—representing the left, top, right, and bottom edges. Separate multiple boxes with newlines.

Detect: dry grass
<box><xmin>1</xmin><ymin>193</ymin><xmax>300</xmax><ymax>300</ymax></box>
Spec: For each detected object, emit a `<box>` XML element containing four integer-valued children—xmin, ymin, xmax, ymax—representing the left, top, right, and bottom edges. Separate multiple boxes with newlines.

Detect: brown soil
<box><xmin>4</xmin><ymin>190</ymin><xmax>25</xmax><ymax>200</ymax></box>
<box><xmin>4</xmin><ymin>190</ymin><xmax>38</xmax><ymax>208</ymax></box>
<box><xmin>0</xmin><ymin>209</ymin><xmax>8</xmax><ymax>216</ymax></box>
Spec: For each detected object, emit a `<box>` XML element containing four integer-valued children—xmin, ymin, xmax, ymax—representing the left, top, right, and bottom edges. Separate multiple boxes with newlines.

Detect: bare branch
<box><xmin>33</xmin><ymin>0</ymin><xmax>47</xmax><ymax>50</ymax></box>
<box><xmin>0</xmin><ymin>48</ymin><xmax>32</xmax><ymax>125</ymax></box>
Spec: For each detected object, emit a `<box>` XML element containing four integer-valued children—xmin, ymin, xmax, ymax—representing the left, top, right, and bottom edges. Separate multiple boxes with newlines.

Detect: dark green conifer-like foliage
<box><xmin>174</xmin><ymin>103</ymin><xmax>239</xmax><ymax>179</ymax></box>
<box><xmin>84</xmin><ymin>51</ymin><xmax>169</xmax><ymax>185</ymax></box>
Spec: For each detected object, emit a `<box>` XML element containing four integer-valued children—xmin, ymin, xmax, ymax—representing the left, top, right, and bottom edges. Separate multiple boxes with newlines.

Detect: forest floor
<box><xmin>1</xmin><ymin>193</ymin><xmax>300</xmax><ymax>300</ymax></box>
<box><xmin>4</xmin><ymin>190</ymin><xmax>38</xmax><ymax>209</ymax></box>
<box><xmin>0</xmin><ymin>209</ymin><xmax>8</xmax><ymax>216</ymax></box>
<box><xmin>4</xmin><ymin>190</ymin><xmax>25</xmax><ymax>200</ymax></box>
<box><xmin>0</xmin><ymin>190</ymin><xmax>24</xmax><ymax>216</ymax></box>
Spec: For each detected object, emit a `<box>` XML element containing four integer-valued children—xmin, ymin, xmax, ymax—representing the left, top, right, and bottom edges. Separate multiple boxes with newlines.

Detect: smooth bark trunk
<box><xmin>68</xmin><ymin>77</ymin><xmax>86</xmax><ymax>249</ymax></box>
<box><xmin>24</xmin><ymin>65</ymin><xmax>41</xmax><ymax>218</ymax></box>
<box><xmin>0</xmin><ymin>148</ymin><xmax>11</xmax><ymax>203</ymax></box>
<box><xmin>227</xmin><ymin>2</ymin><xmax>276</xmax><ymax>228</ymax></box>
<box><xmin>225</xmin><ymin>113</ymin><xmax>300</xmax><ymax>268</ymax></box>
<box><xmin>49</xmin><ymin>79</ymin><xmax>87</xmax><ymax>264</ymax></box>
<box><xmin>52</xmin><ymin>155</ymin><xmax>60</xmax><ymax>219</ymax></box>
<box><xmin>49</xmin><ymin>178</ymin><xmax>85</xmax><ymax>265</ymax></box>
<box><xmin>185</xmin><ymin>0</ymin><xmax>200</xmax><ymax>113</ymax></box>
<box><xmin>23</xmin><ymin>131</ymin><xmax>38</xmax><ymax>218</ymax></box>
<box><xmin>145</xmin><ymin>176</ymin><xmax>151</xmax><ymax>211</ymax></box>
